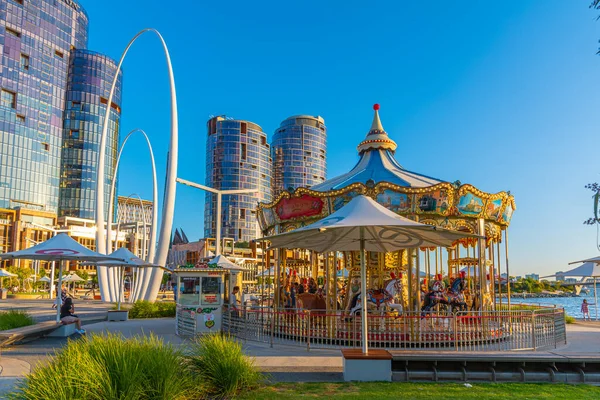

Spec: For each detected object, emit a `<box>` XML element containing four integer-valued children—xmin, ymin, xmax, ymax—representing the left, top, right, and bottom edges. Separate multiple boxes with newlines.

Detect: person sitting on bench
<box><xmin>60</xmin><ymin>297</ymin><xmax>85</xmax><ymax>334</ymax></box>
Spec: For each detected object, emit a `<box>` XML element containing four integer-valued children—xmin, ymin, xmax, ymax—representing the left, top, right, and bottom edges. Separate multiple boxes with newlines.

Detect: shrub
<box><xmin>10</xmin><ymin>333</ymin><xmax>202</xmax><ymax>400</ymax></box>
<box><xmin>189</xmin><ymin>333</ymin><xmax>262</xmax><ymax>399</ymax></box>
<box><xmin>565</xmin><ymin>314</ymin><xmax>575</xmax><ymax>324</ymax></box>
<box><xmin>128</xmin><ymin>300</ymin><xmax>176</xmax><ymax>319</ymax></box>
<box><xmin>0</xmin><ymin>310</ymin><xmax>35</xmax><ymax>331</ymax></box>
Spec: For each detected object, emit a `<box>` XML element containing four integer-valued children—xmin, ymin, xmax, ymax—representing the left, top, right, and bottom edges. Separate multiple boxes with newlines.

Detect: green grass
<box><xmin>0</xmin><ymin>310</ymin><xmax>35</xmax><ymax>331</ymax></box>
<box><xmin>10</xmin><ymin>333</ymin><xmax>202</xmax><ymax>400</ymax></box>
<box><xmin>240</xmin><ymin>382</ymin><xmax>600</xmax><ymax>399</ymax></box>
<box><xmin>189</xmin><ymin>333</ymin><xmax>263</xmax><ymax>399</ymax></box>
<box><xmin>124</xmin><ymin>300</ymin><xmax>176</xmax><ymax>319</ymax></box>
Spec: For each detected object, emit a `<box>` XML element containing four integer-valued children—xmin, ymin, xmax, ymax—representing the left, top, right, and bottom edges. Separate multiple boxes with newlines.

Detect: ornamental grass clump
<box><xmin>10</xmin><ymin>333</ymin><xmax>202</xmax><ymax>400</ymax></box>
<box><xmin>0</xmin><ymin>310</ymin><xmax>35</xmax><ymax>331</ymax></box>
<box><xmin>189</xmin><ymin>333</ymin><xmax>262</xmax><ymax>399</ymax></box>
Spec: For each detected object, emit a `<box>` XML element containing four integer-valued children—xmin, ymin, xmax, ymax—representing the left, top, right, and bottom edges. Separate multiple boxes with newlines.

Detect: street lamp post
<box><xmin>176</xmin><ymin>178</ymin><xmax>258</xmax><ymax>256</ymax></box>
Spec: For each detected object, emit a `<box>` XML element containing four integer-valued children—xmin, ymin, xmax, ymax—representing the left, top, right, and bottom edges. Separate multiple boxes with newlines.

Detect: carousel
<box><xmin>232</xmin><ymin>105</ymin><xmax>560</xmax><ymax>351</ymax></box>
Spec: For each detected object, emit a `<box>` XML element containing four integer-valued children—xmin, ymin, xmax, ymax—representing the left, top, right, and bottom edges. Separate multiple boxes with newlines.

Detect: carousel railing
<box><xmin>222</xmin><ymin>305</ymin><xmax>566</xmax><ymax>352</ymax></box>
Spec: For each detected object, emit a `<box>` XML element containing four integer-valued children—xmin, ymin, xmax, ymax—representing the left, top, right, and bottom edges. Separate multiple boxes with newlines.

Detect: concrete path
<box><xmin>2</xmin><ymin>318</ymin><xmax>600</xmax><ymax>396</ymax></box>
<box><xmin>0</xmin><ymin>298</ymin><xmax>112</xmax><ymax>323</ymax></box>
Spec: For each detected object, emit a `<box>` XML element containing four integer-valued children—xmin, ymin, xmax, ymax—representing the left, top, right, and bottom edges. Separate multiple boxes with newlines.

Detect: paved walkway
<box><xmin>0</xmin><ymin>298</ymin><xmax>112</xmax><ymax>323</ymax></box>
<box><xmin>1</xmin><ymin>318</ymin><xmax>600</xmax><ymax>396</ymax></box>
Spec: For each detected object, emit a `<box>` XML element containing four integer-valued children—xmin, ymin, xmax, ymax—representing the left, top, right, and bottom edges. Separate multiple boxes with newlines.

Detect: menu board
<box><xmin>201</xmin><ymin>277</ymin><xmax>221</xmax><ymax>305</ymax></box>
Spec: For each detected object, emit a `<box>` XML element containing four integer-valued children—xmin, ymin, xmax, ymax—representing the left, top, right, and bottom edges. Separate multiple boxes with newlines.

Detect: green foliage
<box><xmin>565</xmin><ymin>314</ymin><xmax>575</xmax><ymax>324</ymax></box>
<box><xmin>189</xmin><ymin>333</ymin><xmax>262</xmax><ymax>399</ymax></box>
<box><xmin>10</xmin><ymin>333</ymin><xmax>202</xmax><ymax>400</ymax></box>
<box><xmin>0</xmin><ymin>310</ymin><xmax>35</xmax><ymax>331</ymax></box>
<box><xmin>235</xmin><ymin>241</ymin><xmax>250</xmax><ymax>249</ymax></box>
<box><xmin>127</xmin><ymin>301</ymin><xmax>176</xmax><ymax>319</ymax></box>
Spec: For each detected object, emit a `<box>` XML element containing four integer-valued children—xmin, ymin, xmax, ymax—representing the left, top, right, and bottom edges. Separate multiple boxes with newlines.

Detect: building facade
<box><xmin>59</xmin><ymin>50</ymin><xmax>122</xmax><ymax>220</ymax></box>
<box><xmin>116</xmin><ymin>195</ymin><xmax>153</xmax><ymax>260</ymax></box>
<box><xmin>0</xmin><ymin>1</ymin><xmax>124</xmax><ymax>270</ymax></box>
<box><xmin>204</xmin><ymin>116</ymin><xmax>272</xmax><ymax>242</ymax></box>
<box><xmin>0</xmin><ymin>0</ymin><xmax>88</xmax><ymax>213</ymax></box>
<box><xmin>271</xmin><ymin>115</ymin><xmax>326</xmax><ymax>197</ymax></box>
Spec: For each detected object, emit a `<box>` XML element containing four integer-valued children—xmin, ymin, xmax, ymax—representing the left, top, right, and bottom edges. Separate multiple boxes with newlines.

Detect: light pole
<box><xmin>176</xmin><ymin>178</ymin><xmax>258</xmax><ymax>256</ymax></box>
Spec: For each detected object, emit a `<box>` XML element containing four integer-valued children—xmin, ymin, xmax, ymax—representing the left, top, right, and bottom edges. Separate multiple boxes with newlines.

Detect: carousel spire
<box><xmin>357</xmin><ymin>103</ymin><xmax>398</xmax><ymax>154</ymax></box>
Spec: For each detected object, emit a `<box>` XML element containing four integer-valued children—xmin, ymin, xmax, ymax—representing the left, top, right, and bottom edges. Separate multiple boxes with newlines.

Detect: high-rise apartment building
<box><xmin>271</xmin><ymin>115</ymin><xmax>327</xmax><ymax>197</ymax></box>
<box><xmin>0</xmin><ymin>0</ymin><xmax>123</xmax><ymax>263</ymax></box>
<box><xmin>204</xmin><ymin>116</ymin><xmax>272</xmax><ymax>242</ymax></box>
<box><xmin>59</xmin><ymin>50</ymin><xmax>122</xmax><ymax>220</ymax></box>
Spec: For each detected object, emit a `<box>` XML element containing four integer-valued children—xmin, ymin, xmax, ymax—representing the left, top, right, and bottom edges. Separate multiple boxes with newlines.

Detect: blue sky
<box><xmin>80</xmin><ymin>1</ymin><xmax>600</xmax><ymax>277</ymax></box>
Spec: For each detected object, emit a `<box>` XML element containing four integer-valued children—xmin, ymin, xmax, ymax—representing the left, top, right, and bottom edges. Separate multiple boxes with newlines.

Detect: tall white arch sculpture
<box><xmin>105</xmin><ymin>129</ymin><xmax>158</xmax><ymax>302</ymax></box>
<box><xmin>95</xmin><ymin>29</ymin><xmax>178</xmax><ymax>302</ymax></box>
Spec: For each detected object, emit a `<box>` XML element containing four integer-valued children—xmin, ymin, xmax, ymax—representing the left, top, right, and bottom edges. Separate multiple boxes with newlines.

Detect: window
<box><xmin>41</xmin><ymin>143</ymin><xmax>49</xmax><ymax>151</ymax></box>
<box><xmin>241</xmin><ymin>143</ymin><xmax>247</xmax><ymax>160</ymax></box>
<box><xmin>20</xmin><ymin>54</ymin><xmax>29</xmax><ymax>70</ymax></box>
<box><xmin>16</xmin><ymin>114</ymin><xmax>25</xmax><ymax>123</ymax></box>
<box><xmin>69</xmin><ymin>130</ymin><xmax>79</xmax><ymax>139</ymax></box>
<box><xmin>13</xmin><ymin>0</ymin><xmax>23</xmax><ymax>4</ymax></box>
<box><xmin>1</xmin><ymin>89</ymin><xmax>16</xmax><ymax>109</ymax></box>
<box><xmin>240</xmin><ymin>209</ymin><xmax>246</xmax><ymax>219</ymax></box>
<box><xmin>261</xmin><ymin>136</ymin><xmax>266</xmax><ymax>146</ymax></box>
<box><xmin>240</xmin><ymin>122</ymin><xmax>247</xmax><ymax>134</ymax></box>
<box><xmin>5</xmin><ymin>27</ymin><xmax>20</xmax><ymax>38</ymax></box>
<box><xmin>54</xmin><ymin>50</ymin><xmax>64</xmax><ymax>58</ymax></box>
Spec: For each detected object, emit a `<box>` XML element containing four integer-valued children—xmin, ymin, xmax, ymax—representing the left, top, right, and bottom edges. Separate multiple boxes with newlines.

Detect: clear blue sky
<box><xmin>80</xmin><ymin>0</ymin><xmax>600</xmax><ymax>277</ymax></box>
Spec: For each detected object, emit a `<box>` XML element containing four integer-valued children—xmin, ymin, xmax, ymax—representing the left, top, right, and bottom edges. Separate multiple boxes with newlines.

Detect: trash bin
<box><xmin>0</xmin><ymin>288</ymin><xmax>7</xmax><ymax>300</ymax></box>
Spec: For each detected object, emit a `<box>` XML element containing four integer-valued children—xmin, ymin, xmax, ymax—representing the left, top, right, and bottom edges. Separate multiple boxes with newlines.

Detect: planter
<box><xmin>107</xmin><ymin>310</ymin><xmax>129</xmax><ymax>322</ymax></box>
<box><xmin>8</xmin><ymin>294</ymin><xmax>41</xmax><ymax>300</ymax></box>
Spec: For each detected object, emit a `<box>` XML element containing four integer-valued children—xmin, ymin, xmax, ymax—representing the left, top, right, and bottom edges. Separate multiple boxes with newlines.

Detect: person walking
<box><xmin>581</xmin><ymin>299</ymin><xmax>594</xmax><ymax>321</ymax></box>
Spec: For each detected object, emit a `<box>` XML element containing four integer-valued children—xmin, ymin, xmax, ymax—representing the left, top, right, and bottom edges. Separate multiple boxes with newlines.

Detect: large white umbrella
<box><xmin>0</xmin><ymin>233</ymin><xmax>124</xmax><ymax>322</ymax></box>
<box><xmin>209</xmin><ymin>254</ymin><xmax>247</xmax><ymax>271</ymax></box>
<box><xmin>84</xmin><ymin>247</ymin><xmax>162</xmax><ymax>310</ymax></box>
<box><xmin>39</xmin><ymin>276</ymin><xmax>52</xmax><ymax>283</ymax></box>
<box><xmin>569</xmin><ymin>255</ymin><xmax>600</xmax><ymax>265</ymax></box>
<box><xmin>546</xmin><ymin>261</ymin><xmax>600</xmax><ymax>321</ymax></box>
<box><xmin>63</xmin><ymin>273</ymin><xmax>85</xmax><ymax>282</ymax></box>
<box><xmin>263</xmin><ymin>195</ymin><xmax>477</xmax><ymax>354</ymax></box>
<box><xmin>0</xmin><ymin>269</ymin><xmax>17</xmax><ymax>289</ymax></box>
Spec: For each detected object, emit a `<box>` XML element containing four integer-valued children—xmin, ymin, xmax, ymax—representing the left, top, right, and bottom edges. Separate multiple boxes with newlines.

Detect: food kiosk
<box><xmin>174</xmin><ymin>256</ymin><xmax>245</xmax><ymax>336</ymax></box>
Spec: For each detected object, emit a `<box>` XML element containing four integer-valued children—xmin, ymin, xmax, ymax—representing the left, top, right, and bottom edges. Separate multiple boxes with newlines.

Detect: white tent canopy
<box><xmin>0</xmin><ymin>269</ymin><xmax>17</xmax><ymax>278</ymax></box>
<box><xmin>264</xmin><ymin>195</ymin><xmax>478</xmax><ymax>253</ymax></box>
<box><xmin>543</xmin><ymin>262</ymin><xmax>600</xmax><ymax>279</ymax></box>
<box><xmin>569</xmin><ymin>255</ymin><xmax>600</xmax><ymax>265</ymax></box>
<box><xmin>63</xmin><ymin>273</ymin><xmax>85</xmax><ymax>282</ymax></box>
<box><xmin>209</xmin><ymin>254</ymin><xmax>247</xmax><ymax>271</ymax></box>
<box><xmin>39</xmin><ymin>276</ymin><xmax>52</xmax><ymax>283</ymax></box>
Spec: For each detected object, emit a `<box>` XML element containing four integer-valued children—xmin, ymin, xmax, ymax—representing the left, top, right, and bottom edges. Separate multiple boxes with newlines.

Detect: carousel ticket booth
<box><xmin>175</xmin><ymin>266</ymin><xmax>228</xmax><ymax>336</ymax></box>
<box><xmin>174</xmin><ymin>256</ymin><xmax>244</xmax><ymax>336</ymax></box>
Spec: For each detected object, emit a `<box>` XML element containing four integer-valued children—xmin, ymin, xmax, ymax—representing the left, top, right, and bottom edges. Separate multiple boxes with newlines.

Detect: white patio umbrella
<box><xmin>0</xmin><ymin>233</ymin><xmax>124</xmax><ymax>322</ymax></box>
<box><xmin>208</xmin><ymin>254</ymin><xmax>247</xmax><ymax>271</ymax></box>
<box><xmin>83</xmin><ymin>247</ymin><xmax>162</xmax><ymax>311</ymax></box>
<box><xmin>0</xmin><ymin>268</ymin><xmax>17</xmax><ymax>289</ymax></box>
<box><xmin>39</xmin><ymin>276</ymin><xmax>52</xmax><ymax>283</ymax></box>
<box><xmin>257</xmin><ymin>267</ymin><xmax>290</xmax><ymax>277</ymax></box>
<box><xmin>262</xmin><ymin>195</ymin><xmax>477</xmax><ymax>354</ymax></box>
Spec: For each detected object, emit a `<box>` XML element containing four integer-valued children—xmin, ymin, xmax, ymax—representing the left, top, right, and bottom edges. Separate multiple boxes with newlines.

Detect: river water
<box><xmin>505</xmin><ymin>286</ymin><xmax>599</xmax><ymax>319</ymax></box>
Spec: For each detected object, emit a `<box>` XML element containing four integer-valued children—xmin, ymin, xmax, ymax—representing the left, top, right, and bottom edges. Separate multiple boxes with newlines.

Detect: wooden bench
<box><xmin>341</xmin><ymin>349</ymin><xmax>392</xmax><ymax>382</ymax></box>
<box><xmin>0</xmin><ymin>321</ymin><xmax>63</xmax><ymax>347</ymax></box>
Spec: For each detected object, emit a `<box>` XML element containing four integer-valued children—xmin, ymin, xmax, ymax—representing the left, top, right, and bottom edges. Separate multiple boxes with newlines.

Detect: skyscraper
<box><xmin>271</xmin><ymin>115</ymin><xmax>327</xmax><ymax>197</ymax></box>
<box><xmin>204</xmin><ymin>116</ymin><xmax>272</xmax><ymax>242</ymax></box>
<box><xmin>59</xmin><ymin>50</ymin><xmax>122</xmax><ymax>219</ymax></box>
<box><xmin>0</xmin><ymin>0</ymin><xmax>88</xmax><ymax>213</ymax></box>
<box><xmin>0</xmin><ymin>0</ymin><xmax>123</xmax><ymax>260</ymax></box>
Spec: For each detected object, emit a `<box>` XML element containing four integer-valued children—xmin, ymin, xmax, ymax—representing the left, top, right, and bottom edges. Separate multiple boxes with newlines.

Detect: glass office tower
<box><xmin>0</xmin><ymin>0</ymin><xmax>88</xmax><ymax>213</ymax></box>
<box><xmin>204</xmin><ymin>116</ymin><xmax>272</xmax><ymax>242</ymax></box>
<box><xmin>59</xmin><ymin>49</ymin><xmax>122</xmax><ymax>219</ymax></box>
<box><xmin>271</xmin><ymin>115</ymin><xmax>327</xmax><ymax>197</ymax></box>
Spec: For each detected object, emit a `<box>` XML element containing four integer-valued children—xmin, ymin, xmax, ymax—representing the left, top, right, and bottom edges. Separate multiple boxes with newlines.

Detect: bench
<box><xmin>341</xmin><ymin>349</ymin><xmax>392</xmax><ymax>382</ymax></box>
<box><xmin>0</xmin><ymin>321</ymin><xmax>63</xmax><ymax>347</ymax></box>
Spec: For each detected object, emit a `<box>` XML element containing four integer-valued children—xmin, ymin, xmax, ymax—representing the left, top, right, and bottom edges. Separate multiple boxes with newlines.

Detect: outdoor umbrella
<box><xmin>0</xmin><ymin>268</ymin><xmax>17</xmax><ymax>289</ymax></box>
<box><xmin>208</xmin><ymin>254</ymin><xmax>247</xmax><ymax>271</ymax></box>
<box><xmin>257</xmin><ymin>266</ymin><xmax>290</xmax><ymax>277</ymax></box>
<box><xmin>0</xmin><ymin>233</ymin><xmax>124</xmax><ymax>322</ymax></box>
<box><xmin>83</xmin><ymin>247</ymin><xmax>162</xmax><ymax>310</ymax></box>
<box><xmin>262</xmin><ymin>195</ymin><xmax>477</xmax><ymax>354</ymax></box>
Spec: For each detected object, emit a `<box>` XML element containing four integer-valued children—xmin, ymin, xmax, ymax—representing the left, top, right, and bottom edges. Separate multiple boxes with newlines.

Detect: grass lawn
<box><xmin>0</xmin><ymin>310</ymin><xmax>35</xmax><ymax>331</ymax></box>
<box><xmin>241</xmin><ymin>382</ymin><xmax>600</xmax><ymax>399</ymax></box>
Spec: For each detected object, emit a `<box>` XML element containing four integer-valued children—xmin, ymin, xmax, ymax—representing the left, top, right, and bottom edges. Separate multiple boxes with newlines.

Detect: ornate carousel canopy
<box><xmin>257</xmin><ymin>104</ymin><xmax>516</xmax><ymax>243</ymax></box>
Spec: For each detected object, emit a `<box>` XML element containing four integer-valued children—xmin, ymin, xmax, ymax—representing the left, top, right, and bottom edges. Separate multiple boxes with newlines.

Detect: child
<box><xmin>581</xmin><ymin>299</ymin><xmax>594</xmax><ymax>321</ymax></box>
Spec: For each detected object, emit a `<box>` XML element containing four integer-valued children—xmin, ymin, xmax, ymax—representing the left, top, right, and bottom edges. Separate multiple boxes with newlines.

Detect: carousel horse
<box><xmin>348</xmin><ymin>277</ymin><xmax>403</xmax><ymax>317</ymax></box>
<box><xmin>421</xmin><ymin>276</ymin><xmax>468</xmax><ymax>315</ymax></box>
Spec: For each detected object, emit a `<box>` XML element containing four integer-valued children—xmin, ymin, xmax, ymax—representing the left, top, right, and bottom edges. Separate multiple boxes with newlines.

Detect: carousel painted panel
<box><xmin>485</xmin><ymin>198</ymin><xmax>503</xmax><ymax>221</ymax></box>
<box><xmin>275</xmin><ymin>194</ymin><xmax>325</xmax><ymax>221</ymax></box>
<box><xmin>502</xmin><ymin>203</ymin><xmax>514</xmax><ymax>224</ymax></box>
<box><xmin>457</xmin><ymin>192</ymin><xmax>485</xmax><ymax>216</ymax></box>
<box><xmin>376</xmin><ymin>190</ymin><xmax>413</xmax><ymax>213</ymax></box>
<box><xmin>330</xmin><ymin>190</ymin><xmax>362</xmax><ymax>212</ymax></box>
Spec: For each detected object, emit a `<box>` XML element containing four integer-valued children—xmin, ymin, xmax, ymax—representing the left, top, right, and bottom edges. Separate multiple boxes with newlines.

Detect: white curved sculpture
<box><xmin>95</xmin><ymin>29</ymin><xmax>178</xmax><ymax>302</ymax></box>
<box><xmin>105</xmin><ymin>129</ymin><xmax>158</xmax><ymax>301</ymax></box>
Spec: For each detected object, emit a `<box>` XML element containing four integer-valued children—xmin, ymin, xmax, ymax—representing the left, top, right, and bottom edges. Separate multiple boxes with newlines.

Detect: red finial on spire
<box><xmin>373</xmin><ymin>103</ymin><xmax>380</xmax><ymax>111</ymax></box>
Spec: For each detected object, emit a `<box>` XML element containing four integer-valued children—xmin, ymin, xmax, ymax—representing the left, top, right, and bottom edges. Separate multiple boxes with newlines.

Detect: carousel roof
<box><xmin>311</xmin><ymin>104</ymin><xmax>445</xmax><ymax>192</ymax></box>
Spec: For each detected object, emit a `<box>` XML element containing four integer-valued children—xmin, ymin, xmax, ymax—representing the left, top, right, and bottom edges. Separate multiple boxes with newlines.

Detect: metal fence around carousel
<box><xmin>222</xmin><ymin>305</ymin><xmax>566</xmax><ymax>352</ymax></box>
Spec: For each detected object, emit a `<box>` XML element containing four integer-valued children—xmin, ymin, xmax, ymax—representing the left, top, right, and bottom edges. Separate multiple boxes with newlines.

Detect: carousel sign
<box><xmin>275</xmin><ymin>195</ymin><xmax>324</xmax><ymax>220</ymax></box>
